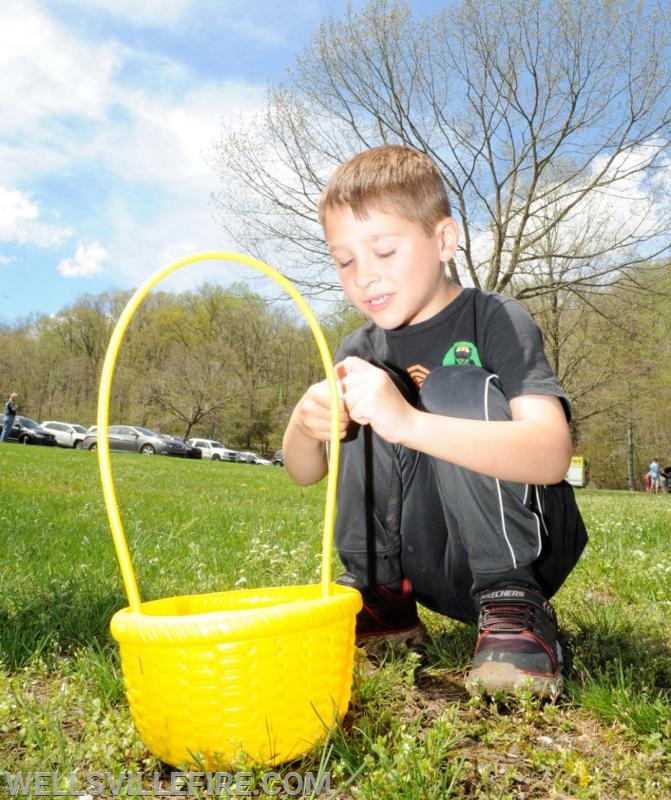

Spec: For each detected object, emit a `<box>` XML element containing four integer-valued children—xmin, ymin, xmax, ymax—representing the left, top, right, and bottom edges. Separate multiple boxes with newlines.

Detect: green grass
<box><xmin>0</xmin><ymin>447</ymin><xmax>669</xmax><ymax>798</ymax></box>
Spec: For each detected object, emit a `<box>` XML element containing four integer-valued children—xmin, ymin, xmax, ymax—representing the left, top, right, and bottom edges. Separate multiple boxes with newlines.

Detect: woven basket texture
<box><xmin>111</xmin><ymin>583</ymin><xmax>361</xmax><ymax>768</ymax></box>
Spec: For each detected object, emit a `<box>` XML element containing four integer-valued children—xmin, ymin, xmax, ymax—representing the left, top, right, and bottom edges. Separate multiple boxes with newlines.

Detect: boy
<box><xmin>283</xmin><ymin>145</ymin><xmax>587</xmax><ymax>698</ymax></box>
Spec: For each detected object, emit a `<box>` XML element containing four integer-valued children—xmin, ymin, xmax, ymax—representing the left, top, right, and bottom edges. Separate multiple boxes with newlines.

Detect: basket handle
<box><xmin>97</xmin><ymin>251</ymin><xmax>341</xmax><ymax>612</ymax></box>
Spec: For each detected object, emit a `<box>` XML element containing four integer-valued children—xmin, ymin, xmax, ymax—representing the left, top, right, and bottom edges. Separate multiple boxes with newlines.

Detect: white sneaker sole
<box><xmin>465</xmin><ymin>660</ymin><xmax>563</xmax><ymax>699</ymax></box>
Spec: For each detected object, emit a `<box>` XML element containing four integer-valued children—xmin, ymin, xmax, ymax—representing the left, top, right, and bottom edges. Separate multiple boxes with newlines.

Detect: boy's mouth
<box><xmin>366</xmin><ymin>294</ymin><xmax>391</xmax><ymax>309</ymax></box>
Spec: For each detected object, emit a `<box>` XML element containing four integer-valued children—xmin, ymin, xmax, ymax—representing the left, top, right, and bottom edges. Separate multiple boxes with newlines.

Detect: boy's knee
<box><xmin>419</xmin><ymin>365</ymin><xmax>511</xmax><ymax>421</ymax></box>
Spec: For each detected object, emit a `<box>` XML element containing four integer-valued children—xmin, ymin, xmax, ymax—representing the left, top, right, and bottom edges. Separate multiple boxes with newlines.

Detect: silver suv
<box><xmin>41</xmin><ymin>421</ymin><xmax>88</xmax><ymax>448</ymax></box>
<box><xmin>186</xmin><ymin>438</ymin><xmax>238</xmax><ymax>461</ymax></box>
<box><xmin>83</xmin><ymin>425</ymin><xmax>188</xmax><ymax>456</ymax></box>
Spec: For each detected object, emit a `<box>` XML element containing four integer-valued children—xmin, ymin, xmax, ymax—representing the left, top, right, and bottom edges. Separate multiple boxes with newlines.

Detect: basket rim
<box><xmin>110</xmin><ymin>582</ymin><xmax>362</xmax><ymax>645</ymax></box>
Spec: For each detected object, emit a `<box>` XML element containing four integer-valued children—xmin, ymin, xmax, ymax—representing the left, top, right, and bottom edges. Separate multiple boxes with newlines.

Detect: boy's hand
<box><xmin>294</xmin><ymin>378</ymin><xmax>351</xmax><ymax>442</ymax></box>
<box><xmin>338</xmin><ymin>356</ymin><xmax>412</xmax><ymax>444</ymax></box>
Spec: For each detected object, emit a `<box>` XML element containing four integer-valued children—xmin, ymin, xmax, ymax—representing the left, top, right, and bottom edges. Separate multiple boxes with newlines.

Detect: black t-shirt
<box><xmin>335</xmin><ymin>287</ymin><xmax>571</xmax><ymax>420</ymax></box>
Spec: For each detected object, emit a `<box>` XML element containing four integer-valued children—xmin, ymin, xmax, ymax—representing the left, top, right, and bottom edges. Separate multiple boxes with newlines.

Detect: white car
<box><xmin>236</xmin><ymin>451</ymin><xmax>272</xmax><ymax>465</ymax></box>
<box><xmin>41</xmin><ymin>421</ymin><xmax>89</xmax><ymax>448</ymax></box>
<box><xmin>186</xmin><ymin>438</ymin><xmax>238</xmax><ymax>461</ymax></box>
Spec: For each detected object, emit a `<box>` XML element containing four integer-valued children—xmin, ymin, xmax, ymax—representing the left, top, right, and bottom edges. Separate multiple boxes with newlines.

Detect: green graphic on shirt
<box><xmin>442</xmin><ymin>341</ymin><xmax>482</xmax><ymax>367</ymax></box>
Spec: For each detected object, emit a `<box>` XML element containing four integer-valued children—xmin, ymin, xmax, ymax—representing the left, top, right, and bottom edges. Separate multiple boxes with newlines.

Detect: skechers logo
<box><xmin>487</xmin><ymin>589</ymin><xmax>525</xmax><ymax>599</ymax></box>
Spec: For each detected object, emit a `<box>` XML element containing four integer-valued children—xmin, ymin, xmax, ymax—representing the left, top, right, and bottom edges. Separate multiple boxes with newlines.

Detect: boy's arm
<box><xmin>340</xmin><ymin>357</ymin><xmax>572</xmax><ymax>485</ymax></box>
<box><xmin>282</xmin><ymin>378</ymin><xmax>350</xmax><ymax>485</ymax></box>
<box><xmin>407</xmin><ymin>394</ymin><xmax>572</xmax><ymax>484</ymax></box>
<box><xmin>282</xmin><ymin>410</ymin><xmax>329</xmax><ymax>486</ymax></box>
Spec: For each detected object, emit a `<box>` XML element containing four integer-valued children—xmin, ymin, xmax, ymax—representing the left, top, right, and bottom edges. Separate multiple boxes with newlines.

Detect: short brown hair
<box><xmin>319</xmin><ymin>145</ymin><xmax>452</xmax><ymax>234</ymax></box>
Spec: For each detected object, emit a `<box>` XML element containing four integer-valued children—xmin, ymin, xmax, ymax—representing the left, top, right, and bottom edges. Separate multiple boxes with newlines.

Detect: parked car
<box><xmin>41</xmin><ymin>421</ymin><xmax>88</xmax><ymax>448</ymax></box>
<box><xmin>272</xmin><ymin>450</ymin><xmax>284</xmax><ymax>466</ymax></box>
<box><xmin>236</xmin><ymin>450</ymin><xmax>272</xmax><ymax>465</ymax></box>
<box><xmin>6</xmin><ymin>416</ymin><xmax>57</xmax><ymax>446</ymax></box>
<box><xmin>186</xmin><ymin>438</ymin><xmax>238</xmax><ymax>462</ymax></box>
<box><xmin>159</xmin><ymin>433</ymin><xmax>202</xmax><ymax>459</ymax></box>
<box><xmin>83</xmin><ymin>425</ymin><xmax>188</xmax><ymax>456</ymax></box>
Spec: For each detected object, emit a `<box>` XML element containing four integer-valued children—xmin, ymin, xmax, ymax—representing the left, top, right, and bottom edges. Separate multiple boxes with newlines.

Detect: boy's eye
<box><xmin>334</xmin><ymin>248</ymin><xmax>395</xmax><ymax>268</ymax></box>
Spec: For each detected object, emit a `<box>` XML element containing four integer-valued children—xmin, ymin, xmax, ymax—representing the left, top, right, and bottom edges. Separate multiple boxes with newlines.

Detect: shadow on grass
<box><xmin>561</xmin><ymin>617</ymin><xmax>671</xmax><ymax>737</ymax></box>
<box><xmin>563</xmin><ymin>613</ymin><xmax>671</xmax><ymax>691</ymax></box>
<box><xmin>422</xmin><ymin>620</ymin><xmax>477</xmax><ymax>669</ymax></box>
<box><xmin>0</xmin><ymin>583</ymin><xmax>127</xmax><ymax>670</ymax></box>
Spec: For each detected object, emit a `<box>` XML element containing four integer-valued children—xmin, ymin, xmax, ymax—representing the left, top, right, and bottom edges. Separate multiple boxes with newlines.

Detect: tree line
<box><xmin>0</xmin><ymin>282</ymin><xmax>338</xmax><ymax>456</ymax></box>
<box><xmin>0</xmin><ymin>268</ymin><xmax>669</xmax><ymax>489</ymax></box>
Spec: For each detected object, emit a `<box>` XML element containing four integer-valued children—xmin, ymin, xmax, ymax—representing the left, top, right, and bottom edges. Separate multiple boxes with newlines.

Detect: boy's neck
<box><xmin>413</xmin><ymin>280</ymin><xmax>463</xmax><ymax>324</ymax></box>
<box><xmin>443</xmin><ymin>280</ymin><xmax>464</xmax><ymax>307</ymax></box>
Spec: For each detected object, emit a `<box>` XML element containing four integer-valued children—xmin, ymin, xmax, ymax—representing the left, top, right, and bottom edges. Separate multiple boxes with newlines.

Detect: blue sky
<box><xmin>0</xmin><ymin>0</ymin><xmax>447</xmax><ymax>324</ymax></box>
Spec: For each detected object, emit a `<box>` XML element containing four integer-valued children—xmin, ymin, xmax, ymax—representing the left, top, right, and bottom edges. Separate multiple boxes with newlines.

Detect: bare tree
<box><xmin>211</xmin><ymin>0</ymin><xmax>671</xmax><ymax>299</ymax></box>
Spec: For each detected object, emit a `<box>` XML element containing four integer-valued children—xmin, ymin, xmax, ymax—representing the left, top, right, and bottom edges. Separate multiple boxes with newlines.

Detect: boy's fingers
<box><xmin>335</xmin><ymin>361</ymin><xmax>349</xmax><ymax>395</ymax></box>
<box><xmin>339</xmin><ymin>355</ymin><xmax>368</xmax><ymax>373</ymax></box>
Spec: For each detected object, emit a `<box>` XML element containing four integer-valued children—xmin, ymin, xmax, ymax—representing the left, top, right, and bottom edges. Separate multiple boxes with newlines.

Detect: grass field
<box><xmin>0</xmin><ymin>446</ymin><xmax>669</xmax><ymax>798</ymax></box>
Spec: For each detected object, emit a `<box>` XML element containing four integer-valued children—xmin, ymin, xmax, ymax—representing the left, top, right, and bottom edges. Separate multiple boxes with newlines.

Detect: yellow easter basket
<box><xmin>97</xmin><ymin>251</ymin><xmax>362</xmax><ymax>769</ymax></box>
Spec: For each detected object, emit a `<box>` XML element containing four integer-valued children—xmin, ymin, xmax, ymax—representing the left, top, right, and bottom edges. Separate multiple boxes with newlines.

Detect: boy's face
<box><xmin>324</xmin><ymin>204</ymin><xmax>459</xmax><ymax>329</ymax></box>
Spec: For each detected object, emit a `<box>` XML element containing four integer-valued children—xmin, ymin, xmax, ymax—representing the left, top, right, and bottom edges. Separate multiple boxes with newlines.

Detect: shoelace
<box><xmin>480</xmin><ymin>602</ymin><xmax>535</xmax><ymax>634</ymax></box>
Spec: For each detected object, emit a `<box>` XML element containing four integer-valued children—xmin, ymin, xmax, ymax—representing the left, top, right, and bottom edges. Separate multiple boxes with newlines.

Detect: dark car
<box><xmin>184</xmin><ymin>442</ymin><xmax>203</xmax><ymax>459</ymax></box>
<box><xmin>159</xmin><ymin>433</ymin><xmax>202</xmax><ymax>459</ymax></box>
<box><xmin>272</xmin><ymin>450</ymin><xmax>284</xmax><ymax>466</ymax></box>
<box><xmin>82</xmin><ymin>425</ymin><xmax>188</xmax><ymax>456</ymax></box>
<box><xmin>7</xmin><ymin>416</ymin><xmax>57</xmax><ymax>446</ymax></box>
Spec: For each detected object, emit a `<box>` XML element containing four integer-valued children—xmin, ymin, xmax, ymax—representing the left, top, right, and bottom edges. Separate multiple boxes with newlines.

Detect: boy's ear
<box><xmin>436</xmin><ymin>217</ymin><xmax>459</xmax><ymax>261</ymax></box>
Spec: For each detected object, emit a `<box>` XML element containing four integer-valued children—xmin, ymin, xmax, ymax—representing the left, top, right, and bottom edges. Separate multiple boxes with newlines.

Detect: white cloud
<box><xmin>98</xmin><ymin>186</ymin><xmax>239</xmax><ymax>293</ymax></box>
<box><xmin>0</xmin><ymin>187</ymin><xmax>36</xmax><ymax>228</ymax></box>
<box><xmin>0</xmin><ymin>0</ymin><xmax>267</xmax><ymax>208</ymax></box>
<box><xmin>95</xmin><ymin>81</ymin><xmax>265</xmax><ymax>188</ymax></box>
<box><xmin>0</xmin><ymin>2</ymin><xmax>120</xmax><ymax>138</ymax></box>
<box><xmin>50</xmin><ymin>0</ymin><xmax>194</xmax><ymax>27</ymax></box>
<box><xmin>0</xmin><ymin>186</ymin><xmax>73</xmax><ymax>248</ymax></box>
<box><xmin>58</xmin><ymin>241</ymin><xmax>109</xmax><ymax>277</ymax></box>
<box><xmin>0</xmin><ymin>0</ymin><xmax>266</xmax><ymax>181</ymax></box>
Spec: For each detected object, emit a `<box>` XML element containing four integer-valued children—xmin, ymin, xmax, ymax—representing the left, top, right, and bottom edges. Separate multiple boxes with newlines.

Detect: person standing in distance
<box><xmin>1</xmin><ymin>392</ymin><xmax>18</xmax><ymax>443</ymax></box>
<box><xmin>647</xmin><ymin>458</ymin><xmax>661</xmax><ymax>494</ymax></box>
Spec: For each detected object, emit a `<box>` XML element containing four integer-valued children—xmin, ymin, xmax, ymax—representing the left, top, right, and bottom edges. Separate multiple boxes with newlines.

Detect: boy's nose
<box><xmin>353</xmin><ymin>261</ymin><xmax>380</xmax><ymax>289</ymax></box>
<box><xmin>355</xmin><ymin>275</ymin><xmax>378</xmax><ymax>289</ymax></box>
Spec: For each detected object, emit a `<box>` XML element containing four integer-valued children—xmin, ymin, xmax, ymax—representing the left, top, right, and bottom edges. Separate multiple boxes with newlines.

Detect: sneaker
<box><xmin>335</xmin><ymin>572</ymin><xmax>428</xmax><ymax>651</ymax></box>
<box><xmin>465</xmin><ymin>586</ymin><xmax>563</xmax><ymax>698</ymax></box>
